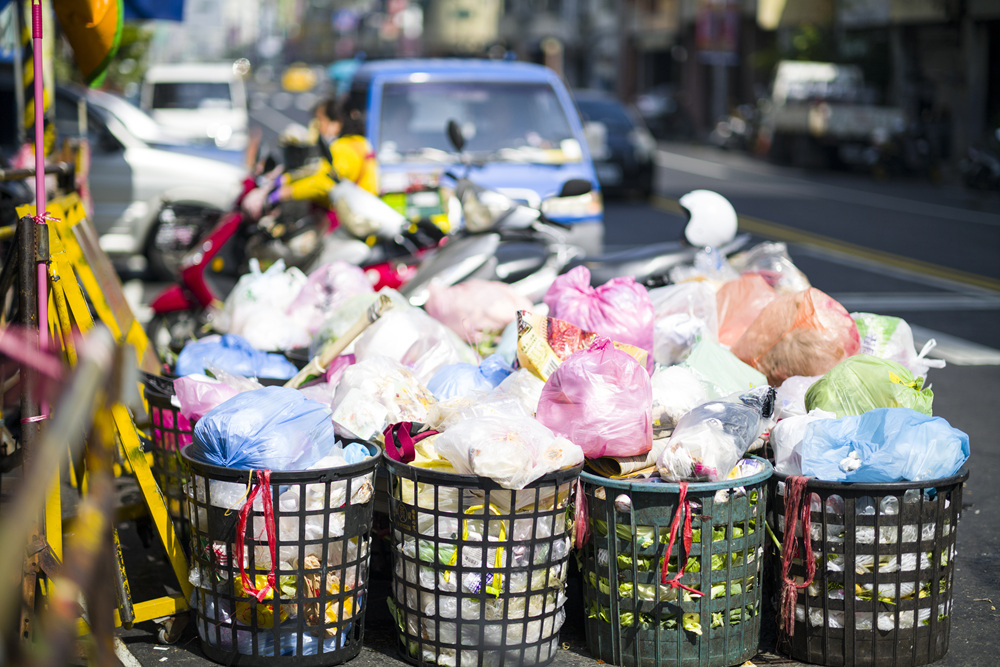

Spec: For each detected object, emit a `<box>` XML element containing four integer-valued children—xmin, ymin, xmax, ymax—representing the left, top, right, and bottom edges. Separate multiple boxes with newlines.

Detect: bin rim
<box><xmin>771</xmin><ymin>467</ymin><xmax>970</xmax><ymax>491</ymax></box>
<box><xmin>383</xmin><ymin>453</ymin><xmax>583</xmax><ymax>490</ymax></box>
<box><xmin>179</xmin><ymin>439</ymin><xmax>381</xmax><ymax>483</ymax></box>
<box><xmin>579</xmin><ymin>455</ymin><xmax>773</xmax><ymax>493</ymax></box>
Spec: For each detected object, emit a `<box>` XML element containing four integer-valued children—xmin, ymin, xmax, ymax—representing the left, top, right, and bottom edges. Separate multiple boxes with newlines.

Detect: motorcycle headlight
<box><xmin>540</xmin><ymin>190</ymin><xmax>603</xmax><ymax>220</ymax></box>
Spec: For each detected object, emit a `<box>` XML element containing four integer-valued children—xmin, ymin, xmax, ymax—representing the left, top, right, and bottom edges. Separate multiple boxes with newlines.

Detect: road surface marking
<box><xmin>656</xmin><ymin>149</ymin><xmax>1000</xmax><ymax>227</ymax></box>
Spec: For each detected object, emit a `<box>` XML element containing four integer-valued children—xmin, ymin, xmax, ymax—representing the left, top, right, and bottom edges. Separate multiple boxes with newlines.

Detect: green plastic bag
<box><xmin>679</xmin><ymin>338</ymin><xmax>769</xmax><ymax>399</ymax></box>
<box><xmin>804</xmin><ymin>354</ymin><xmax>933</xmax><ymax>418</ymax></box>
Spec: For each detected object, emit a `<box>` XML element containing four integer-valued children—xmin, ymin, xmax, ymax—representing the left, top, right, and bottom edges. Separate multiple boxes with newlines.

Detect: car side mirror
<box><xmin>446</xmin><ymin>119</ymin><xmax>465</xmax><ymax>152</ymax></box>
<box><xmin>559</xmin><ymin>178</ymin><xmax>592</xmax><ymax>198</ymax></box>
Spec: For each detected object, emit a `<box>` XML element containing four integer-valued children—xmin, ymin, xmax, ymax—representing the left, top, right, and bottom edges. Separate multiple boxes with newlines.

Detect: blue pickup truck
<box><xmin>347</xmin><ymin>58</ymin><xmax>605</xmax><ymax>254</ymax></box>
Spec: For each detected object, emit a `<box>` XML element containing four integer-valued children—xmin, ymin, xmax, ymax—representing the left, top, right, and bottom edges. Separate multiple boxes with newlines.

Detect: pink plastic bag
<box><xmin>535</xmin><ymin>337</ymin><xmax>653</xmax><ymax>459</ymax></box>
<box><xmin>173</xmin><ymin>372</ymin><xmax>264</xmax><ymax>422</ymax></box>
<box><xmin>425</xmin><ymin>280</ymin><xmax>533</xmax><ymax>344</ymax></box>
<box><xmin>731</xmin><ymin>287</ymin><xmax>861</xmax><ymax>387</ymax></box>
<box><xmin>716</xmin><ymin>273</ymin><xmax>777</xmax><ymax>346</ymax></box>
<box><xmin>542</xmin><ymin>266</ymin><xmax>655</xmax><ymax>373</ymax></box>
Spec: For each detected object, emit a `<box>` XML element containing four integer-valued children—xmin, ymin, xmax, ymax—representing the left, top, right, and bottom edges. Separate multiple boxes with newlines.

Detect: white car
<box><xmin>52</xmin><ymin>85</ymin><xmax>245</xmax><ymax>273</ymax></box>
<box><xmin>140</xmin><ymin>61</ymin><xmax>250</xmax><ymax>151</ymax></box>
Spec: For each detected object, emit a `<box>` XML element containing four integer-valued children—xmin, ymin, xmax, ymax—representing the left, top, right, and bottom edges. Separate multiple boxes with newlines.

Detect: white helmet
<box><xmin>679</xmin><ymin>189</ymin><xmax>738</xmax><ymax>248</ymax></box>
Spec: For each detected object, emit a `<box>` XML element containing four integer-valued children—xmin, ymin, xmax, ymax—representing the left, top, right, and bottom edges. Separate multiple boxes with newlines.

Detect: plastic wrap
<box><xmin>189</xmin><ymin>386</ymin><xmax>337</xmax><ymax>471</ymax></box>
<box><xmin>804</xmin><ymin>354</ymin><xmax>934</xmax><ymax>417</ymax></box>
<box><xmin>656</xmin><ymin>386</ymin><xmax>775</xmax><ymax>482</ymax></box>
<box><xmin>542</xmin><ymin>265</ymin><xmax>655</xmax><ymax>372</ymax></box>
<box><xmin>730</xmin><ymin>287</ymin><xmax>860</xmax><ymax>387</ymax></box>
<box><xmin>536</xmin><ymin>337</ymin><xmax>652</xmax><ymax>459</ymax></box>
<box><xmin>798</xmin><ymin>408</ymin><xmax>969</xmax><ymax>482</ymax></box>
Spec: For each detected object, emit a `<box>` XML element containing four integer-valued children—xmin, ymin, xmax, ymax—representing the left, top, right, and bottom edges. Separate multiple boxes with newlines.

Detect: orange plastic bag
<box><xmin>731</xmin><ymin>287</ymin><xmax>860</xmax><ymax>387</ymax></box>
<box><xmin>716</xmin><ymin>273</ymin><xmax>777</xmax><ymax>346</ymax></box>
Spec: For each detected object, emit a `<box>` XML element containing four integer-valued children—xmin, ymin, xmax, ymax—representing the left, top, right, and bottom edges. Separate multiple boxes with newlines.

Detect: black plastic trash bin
<box><xmin>182</xmin><ymin>441</ymin><xmax>380</xmax><ymax>665</ymax></box>
<box><xmin>142</xmin><ymin>373</ymin><xmax>194</xmax><ymax>530</ymax></box>
<box><xmin>581</xmin><ymin>457</ymin><xmax>773</xmax><ymax>667</ymax></box>
<box><xmin>384</xmin><ymin>457</ymin><xmax>583</xmax><ymax>666</ymax></box>
<box><xmin>766</xmin><ymin>469</ymin><xmax>969</xmax><ymax>667</ymax></box>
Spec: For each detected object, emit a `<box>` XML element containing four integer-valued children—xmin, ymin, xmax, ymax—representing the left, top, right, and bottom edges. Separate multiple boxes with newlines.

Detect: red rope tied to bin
<box><xmin>660</xmin><ymin>482</ymin><xmax>704</xmax><ymax>598</ymax></box>
<box><xmin>234</xmin><ymin>469</ymin><xmax>277</xmax><ymax>602</ymax></box>
<box><xmin>779</xmin><ymin>475</ymin><xmax>816</xmax><ymax>636</ymax></box>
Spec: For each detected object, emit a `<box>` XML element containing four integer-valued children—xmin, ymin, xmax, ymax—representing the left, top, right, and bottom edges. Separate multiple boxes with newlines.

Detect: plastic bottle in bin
<box><xmin>656</xmin><ymin>385</ymin><xmax>775</xmax><ymax>482</ymax></box>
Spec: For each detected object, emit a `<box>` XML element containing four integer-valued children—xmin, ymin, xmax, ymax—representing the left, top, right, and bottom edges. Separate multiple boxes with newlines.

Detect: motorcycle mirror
<box><xmin>558</xmin><ymin>179</ymin><xmax>592</xmax><ymax>198</ymax></box>
<box><xmin>447</xmin><ymin>119</ymin><xmax>466</xmax><ymax>152</ymax></box>
<box><xmin>679</xmin><ymin>189</ymin><xmax>738</xmax><ymax>248</ymax></box>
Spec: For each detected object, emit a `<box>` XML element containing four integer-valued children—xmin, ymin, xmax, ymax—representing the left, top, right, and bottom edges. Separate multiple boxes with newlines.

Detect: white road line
<box><xmin>910</xmin><ymin>326</ymin><xmax>1000</xmax><ymax>366</ymax></box>
<box><xmin>656</xmin><ymin>149</ymin><xmax>1000</xmax><ymax>227</ymax></box>
<box><xmin>829</xmin><ymin>293</ymin><xmax>1000</xmax><ymax>311</ymax></box>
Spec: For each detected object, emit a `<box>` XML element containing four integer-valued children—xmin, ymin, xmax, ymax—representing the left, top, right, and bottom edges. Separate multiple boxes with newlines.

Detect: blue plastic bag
<box><xmin>427</xmin><ymin>354</ymin><xmax>513</xmax><ymax>400</ymax></box>
<box><xmin>175</xmin><ymin>334</ymin><xmax>297</xmax><ymax>380</ymax></box>
<box><xmin>799</xmin><ymin>408</ymin><xmax>969</xmax><ymax>483</ymax></box>
<box><xmin>189</xmin><ymin>386</ymin><xmax>337</xmax><ymax>470</ymax></box>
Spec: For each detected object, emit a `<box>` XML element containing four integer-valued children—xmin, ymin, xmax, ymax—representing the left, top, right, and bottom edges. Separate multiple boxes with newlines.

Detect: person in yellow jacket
<box><xmin>243</xmin><ymin>97</ymin><xmax>378</xmax><ymax>216</ymax></box>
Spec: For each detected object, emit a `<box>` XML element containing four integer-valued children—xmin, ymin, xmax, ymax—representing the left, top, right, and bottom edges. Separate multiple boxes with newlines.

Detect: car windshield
<box><xmin>151</xmin><ymin>82</ymin><xmax>233</xmax><ymax>110</ymax></box>
<box><xmin>378</xmin><ymin>81</ymin><xmax>581</xmax><ymax>164</ymax></box>
<box><xmin>577</xmin><ymin>99</ymin><xmax>635</xmax><ymax>131</ymax></box>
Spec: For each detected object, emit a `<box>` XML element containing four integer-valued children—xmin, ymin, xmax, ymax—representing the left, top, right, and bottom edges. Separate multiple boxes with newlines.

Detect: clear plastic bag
<box><xmin>332</xmin><ymin>356</ymin><xmax>436</xmax><ymax>437</ymax></box>
<box><xmin>729</xmin><ymin>241</ymin><xmax>811</xmax><ymax>295</ymax></box>
<box><xmin>799</xmin><ymin>408</ymin><xmax>969</xmax><ymax>482</ymax></box>
<box><xmin>535</xmin><ymin>337</ymin><xmax>652</xmax><ymax>459</ymax></box>
<box><xmin>432</xmin><ymin>415</ymin><xmax>583</xmax><ymax>489</ymax></box>
<box><xmin>650</xmin><ymin>364</ymin><xmax>709</xmax><ymax>432</ymax></box>
<box><xmin>648</xmin><ymin>281</ymin><xmax>719</xmax><ymax>366</ymax></box>
<box><xmin>770</xmin><ymin>408</ymin><xmax>836</xmax><ymax>475</ymax></box>
<box><xmin>542</xmin><ymin>266</ymin><xmax>655</xmax><ymax>372</ymax></box>
<box><xmin>656</xmin><ymin>386</ymin><xmax>775</xmax><ymax>482</ymax></box>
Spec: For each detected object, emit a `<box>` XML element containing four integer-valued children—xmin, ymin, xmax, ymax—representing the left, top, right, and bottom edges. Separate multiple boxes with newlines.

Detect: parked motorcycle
<box><xmin>146</xmin><ymin>165</ymin><xmax>446</xmax><ymax>357</ymax></box>
<box><xmin>400</xmin><ymin>120</ymin><xmax>750</xmax><ymax>307</ymax></box>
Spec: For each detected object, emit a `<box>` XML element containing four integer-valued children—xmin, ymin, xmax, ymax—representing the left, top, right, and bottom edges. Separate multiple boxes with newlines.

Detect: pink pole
<box><xmin>32</xmin><ymin>0</ymin><xmax>48</xmax><ymax>416</ymax></box>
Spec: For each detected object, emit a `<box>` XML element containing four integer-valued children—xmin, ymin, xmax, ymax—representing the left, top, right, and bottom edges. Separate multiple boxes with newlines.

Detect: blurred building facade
<box><xmin>615</xmin><ymin>0</ymin><xmax>1000</xmax><ymax>164</ymax></box>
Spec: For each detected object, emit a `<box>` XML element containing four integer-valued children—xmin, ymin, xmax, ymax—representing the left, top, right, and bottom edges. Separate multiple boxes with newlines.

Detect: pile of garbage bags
<box><xmin>158</xmin><ymin>236</ymin><xmax>969</xmax><ymax>656</ymax></box>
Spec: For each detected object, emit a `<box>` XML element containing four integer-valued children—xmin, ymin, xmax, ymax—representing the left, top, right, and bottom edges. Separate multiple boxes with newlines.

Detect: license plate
<box><xmin>595</xmin><ymin>162</ymin><xmax>622</xmax><ymax>185</ymax></box>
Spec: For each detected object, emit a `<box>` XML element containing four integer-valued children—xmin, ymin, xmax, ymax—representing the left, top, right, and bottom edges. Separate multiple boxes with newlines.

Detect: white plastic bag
<box><xmin>288</xmin><ymin>261</ymin><xmax>374</xmax><ymax>336</ymax></box>
<box><xmin>773</xmin><ymin>374</ymin><xmax>823</xmax><ymax>420</ymax></box>
<box><xmin>771</xmin><ymin>408</ymin><xmax>836</xmax><ymax>475</ymax></box>
<box><xmin>852</xmin><ymin>312</ymin><xmax>946</xmax><ymax>380</ymax></box>
<box><xmin>219</xmin><ymin>259</ymin><xmax>310</xmax><ymax>351</ymax></box>
<box><xmin>332</xmin><ymin>356</ymin><xmax>436</xmax><ymax>436</ymax></box>
<box><xmin>353</xmin><ymin>306</ymin><xmax>478</xmax><ymax>384</ymax></box>
<box><xmin>432</xmin><ymin>415</ymin><xmax>583</xmax><ymax>489</ymax></box>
